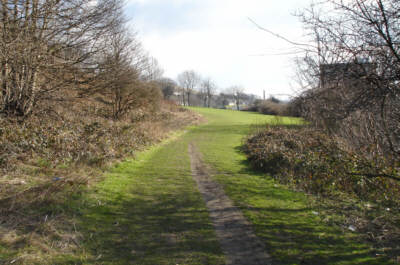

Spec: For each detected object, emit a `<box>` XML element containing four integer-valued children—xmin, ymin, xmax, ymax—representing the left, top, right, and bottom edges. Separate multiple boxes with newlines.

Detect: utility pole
<box><xmin>263</xmin><ymin>90</ymin><xmax>266</xmax><ymax>100</ymax></box>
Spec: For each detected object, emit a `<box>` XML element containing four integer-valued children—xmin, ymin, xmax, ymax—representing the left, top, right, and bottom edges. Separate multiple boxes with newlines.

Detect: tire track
<box><xmin>189</xmin><ymin>143</ymin><xmax>272</xmax><ymax>265</ymax></box>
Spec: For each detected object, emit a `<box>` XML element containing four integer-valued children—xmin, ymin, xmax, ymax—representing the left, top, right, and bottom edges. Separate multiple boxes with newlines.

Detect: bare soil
<box><xmin>189</xmin><ymin>143</ymin><xmax>272</xmax><ymax>265</ymax></box>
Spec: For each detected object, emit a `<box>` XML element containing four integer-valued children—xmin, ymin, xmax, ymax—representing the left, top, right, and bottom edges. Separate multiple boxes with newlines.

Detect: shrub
<box><xmin>0</xmin><ymin>98</ymin><xmax>199</xmax><ymax>185</ymax></box>
<box><xmin>257</xmin><ymin>100</ymin><xmax>287</xmax><ymax>116</ymax></box>
<box><xmin>244</xmin><ymin>99</ymin><xmax>289</xmax><ymax>116</ymax></box>
<box><xmin>243</xmin><ymin>126</ymin><xmax>400</xmax><ymax>204</ymax></box>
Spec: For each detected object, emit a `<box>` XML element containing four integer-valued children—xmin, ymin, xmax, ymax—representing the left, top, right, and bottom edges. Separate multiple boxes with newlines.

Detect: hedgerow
<box><xmin>0</xmin><ymin>100</ymin><xmax>201</xmax><ymax>200</ymax></box>
<box><xmin>243</xmin><ymin>126</ymin><xmax>400</xmax><ymax>205</ymax></box>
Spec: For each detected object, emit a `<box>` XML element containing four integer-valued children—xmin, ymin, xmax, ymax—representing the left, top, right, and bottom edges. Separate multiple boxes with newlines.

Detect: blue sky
<box><xmin>125</xmin><ymin>0</ymin><xmax>308</xmax><ymax>99</ymax></box>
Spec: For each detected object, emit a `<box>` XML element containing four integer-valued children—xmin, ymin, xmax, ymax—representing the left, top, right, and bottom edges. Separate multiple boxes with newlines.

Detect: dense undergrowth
<box><xmin>244</xmin><ymin>125</ymin><xmax>400</xmax><ymax>260</ymax></box>
<box><xmin>244</xmin><ymin>126</ymin><xmax>400</xmax><ymax>204</ymax></box>
<box><xmin>0</xmin><ymin>98</ymin><xmax>201</xmax><ymax>264</ymax></box>
<box><xmin>1</xmin><ymin>98</ymin><xmax>200</xmax><ymax>196</ymax></box>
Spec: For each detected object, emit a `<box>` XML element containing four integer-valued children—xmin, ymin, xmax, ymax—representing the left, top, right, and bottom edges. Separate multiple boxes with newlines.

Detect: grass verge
<box><xmin>2</xmin><ymin>107</ymin><xmax>394</xmax><ymax>264</ymax></box>
<box><xmin>1</xmin><ymin>130</ymin><xmax>225</xmax><ymax>264</ymax></box>
<box><xmin>188</xmin><ymin>107</ymin><xmax>391</xmax><ymax>264</ymax></box>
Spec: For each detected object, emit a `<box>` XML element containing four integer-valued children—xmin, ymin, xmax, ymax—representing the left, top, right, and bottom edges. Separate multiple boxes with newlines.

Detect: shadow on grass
<box><xmin>0</xmin><ymin>166</ymin><xmax>224</xmax><ymax>265</ymax></box>
<box><xmin>73</xmin><ymin>193</ymin><xmax>222</xmax><ymax>264</ymax></box>
<box><xmin>59</xmin><ymin>140</ymin><xmax>225</xmax><ymax>265</ymax></box>
<box><xmin>216</xmin><ymin>139</ymin><xmax>391</xmax><ymax>264</ymax></box>
<box><xmin>233</xmin><ymin>128</ymin><xmax>397</xmax><ymax>264</ymax></box>
<box><xmin>189</xmin><ymin>107</ymin><xmax>394</xmax><ymax>264</ymax></box>
<box><xmin>194</xmin><ymin>124</ymin><xmax>306</xmax><ymax>142</ymax></box>
<box><xmin>194</xmin><ymin>124</ymin><xmax>254</xmax><ymax>134</ymax></box>
<box><xmin>216</xmin><ymin>170</ymin><xmax>388</xmax><ymax>264</ymax></box>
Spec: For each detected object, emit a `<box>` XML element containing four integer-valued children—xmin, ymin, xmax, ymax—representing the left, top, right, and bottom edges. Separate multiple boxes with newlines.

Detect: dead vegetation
<box><xmin>291</xmin><ymin>0</ymin><xmax>400</xmax><ymax>159</ymax></box>
<box><xmin>242</xmin><ymin>1</ymin><xmax>400</xmax><ymax>259</ymax></box>
<box><xmin>243</xmin><ymin>125</ymin><xmax>400</xmax><ymax>261</ymax></box>
<box><xmin>0</xmin><ymin>98</ymin><xmax>201</xmax><ymax>264</ymax></box>
<box><xmin>1</xmin><ymin>97</ymin><xmax>201</xmax><ymax>198</ymax></box>
<box><xmin>243</xmin><ymin>98</ymin><xmax>289</xmax><ymax>116</ymax></box>
<box><xmin>0</xmin><ymin>0</ymin><xmax>204</xmax><ymax>262</ymax></box>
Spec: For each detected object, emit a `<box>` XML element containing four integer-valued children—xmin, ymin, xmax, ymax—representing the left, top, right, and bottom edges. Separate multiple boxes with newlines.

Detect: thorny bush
<box><xmin>244</xmin><ymin>126</ymin><xmax>400</xmax><ymax>205</ymax></box>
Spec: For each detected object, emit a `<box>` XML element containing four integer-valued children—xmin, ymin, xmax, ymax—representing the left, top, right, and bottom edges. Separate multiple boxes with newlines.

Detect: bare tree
<box><xmin>88</xmin><ymin>25</ymin><xmax>162</xmax><ymax>120</ymax></box>
<box><xmin>199</xmin><ymin>78</ymin><xmax>216</xmax><ymax>107</ymax></box>
<box><xmin>0</xmin><ymin>0</ymin><xmax>124</xmax><ymax>117</ymax></box>
<box><xmin>177</xmin><ymin>70</ymin><xmax>200</xmax><ymax>106</ymax></box>
<box><xmin>141</xmin><ymin>56</ymin><xmax>164</xmax><ymax>81</ymax></box>
<box><xmin>157</xmin><ymin>78</ymin><xmax>176</xmax><ymax>100</ymax></box>
<box><xmin>175</xmin><ymin>85</ymin><xmax>185</xmax><ymax>106</ymax></box>
<box><xmin>214</xmin><ymin>92</ymin><xmax>232</xmax><ymax>109</ymax></box>
<box><xmin>286</xmin><ymin>0</ymin><xmax>400</xmax><ymax>158</ymax></box>
<box><xmin>228</xmin><ymin>86</ymin><xmax>245</xmax><ymax>110</ymax></box>
<box><xmin>92</xmin><ymin>27</ymin><xmax>134</xmax><ymax>119</ymax></box>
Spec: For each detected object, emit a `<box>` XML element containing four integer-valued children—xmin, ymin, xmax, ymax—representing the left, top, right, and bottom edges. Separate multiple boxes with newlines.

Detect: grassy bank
<box><xmin>188</xmin><ymin>107</ymin><xmax>389</xmax><ymax>264</ymax></box>
<box><xmin>1</xmin><ymin>130</ymin><xmax>225</xmax><ymax>264</ymax></box>
<box><xmin>1</xmin><ymin>107</ymin><xmax>392</xmax><ymax>264</ymax></box>
<box><xmin>0</xmin><ymin>104</ymin><xmax>206</xmax><ymax>264</ymax></box>
<box><xmin>56</xmin><ymin>132</ymin><xmax>225</xmax><ymax>264</ymax></box>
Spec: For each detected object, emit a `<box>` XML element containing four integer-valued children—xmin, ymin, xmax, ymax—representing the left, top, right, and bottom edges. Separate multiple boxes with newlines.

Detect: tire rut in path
<box><xmin>188</xmin><ymin>143</ymin><xmax>272</xmax><ymax>265</ymax></box>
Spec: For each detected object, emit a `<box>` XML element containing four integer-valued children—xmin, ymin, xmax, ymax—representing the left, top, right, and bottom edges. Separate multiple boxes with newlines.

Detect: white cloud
<box><xmin>126</xmin><ymin>0</ymin><xmax>309</xmax><ymax>99</ymax></box>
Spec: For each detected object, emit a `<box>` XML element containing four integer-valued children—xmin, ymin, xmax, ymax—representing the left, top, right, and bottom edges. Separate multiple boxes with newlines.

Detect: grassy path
<box><xmin>60</xmin><ymin>132</ymin><xmax>225</xmax><ymax>264</ymax></box>
<box><xmin>53</xmin><ymin>108</ymin><xmax>387</xmax><ymax>264</ymax></box>
<box><xmin>189</xmin><ymin>143</ymin><xmax>271</xmax><ymax>265</ymax></box>
<box><xmin>188</xmin><ymin>108</ymin><xmax>387</xmax><ymax>265</ymax></box>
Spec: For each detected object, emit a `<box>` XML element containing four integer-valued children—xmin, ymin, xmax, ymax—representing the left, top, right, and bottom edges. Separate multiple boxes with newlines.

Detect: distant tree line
<box><xmin>157</xmin><ymin>70</ymin><xmax>257</xmax><ymax>110</ymax></box>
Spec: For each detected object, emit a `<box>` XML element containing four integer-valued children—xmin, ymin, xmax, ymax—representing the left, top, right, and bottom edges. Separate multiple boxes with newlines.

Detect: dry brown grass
<box><xmin>0</xmin><ymin>96</ymin><xmax>201</xmax><ymax>264</ymax></box>
<box><xmin>0</xmin><ymin>96</ymin><xmax>200</xmax><ymax>198</ymax></box>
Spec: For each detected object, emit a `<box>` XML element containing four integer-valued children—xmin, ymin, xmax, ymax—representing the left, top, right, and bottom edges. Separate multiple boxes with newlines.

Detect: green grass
<box><xmin>1</xmin><ymin>107</ymin><xmax>391</xmax><ymax>264</ymax></box>
<box><xmin>186</xmin><ymin>107</ymin><xmax>389</xmax><ymax>265</ymax></box>
<box><xmin>56</xmin><ymin>133</ymin><xmax>225</xmax><ymax>264</ymax></box>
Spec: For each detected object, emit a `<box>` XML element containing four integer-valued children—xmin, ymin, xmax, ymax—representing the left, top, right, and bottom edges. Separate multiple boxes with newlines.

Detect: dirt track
<box><xmin>189</xmin><ymin>143</ymin><xmax>272</xmax><ymax>265</ymax></box>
